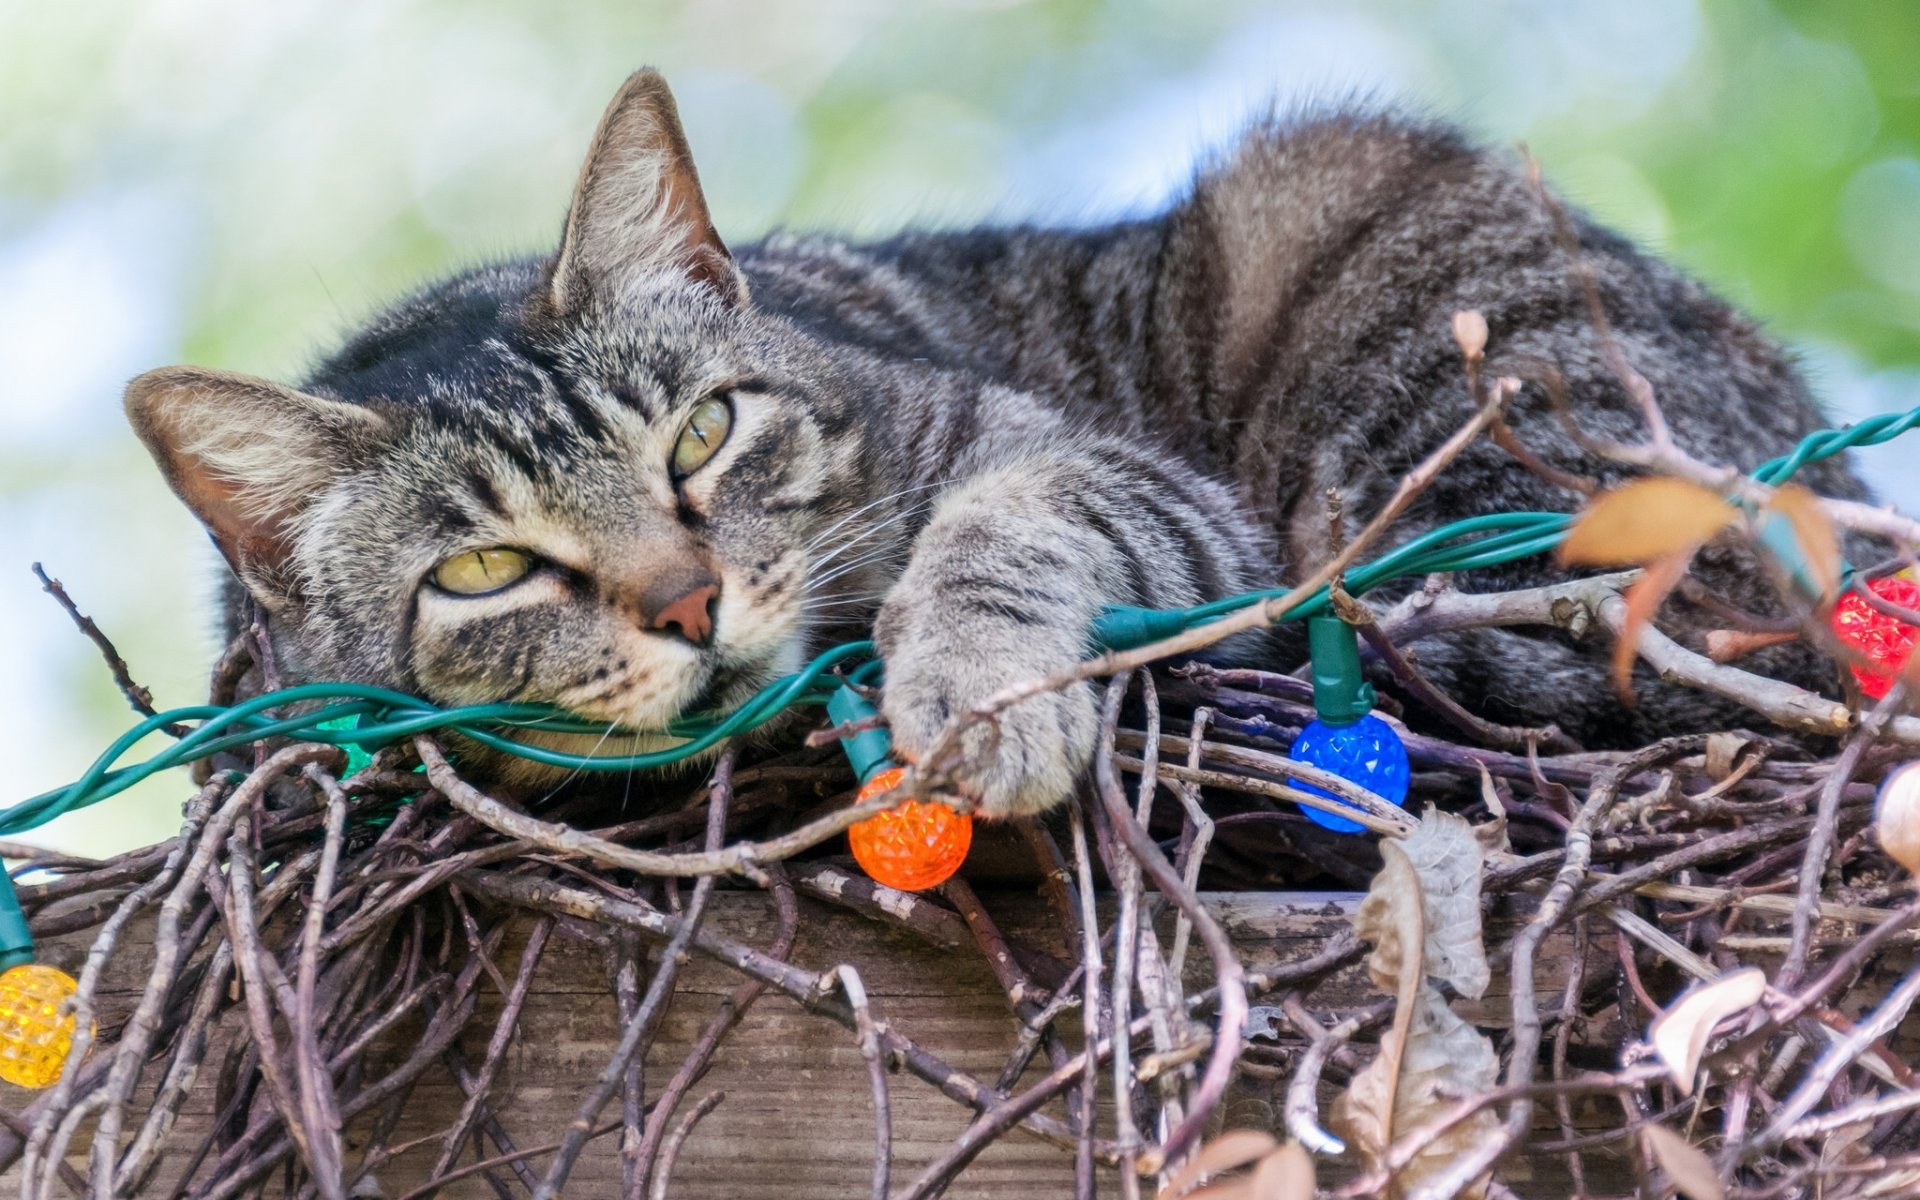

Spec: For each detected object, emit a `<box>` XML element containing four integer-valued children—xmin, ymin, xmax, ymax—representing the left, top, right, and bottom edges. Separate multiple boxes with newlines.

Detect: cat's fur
<box><xmin>126</xmin><ymin>70</ymin><xmax>1868</xmax><ymax>815</ymax></box>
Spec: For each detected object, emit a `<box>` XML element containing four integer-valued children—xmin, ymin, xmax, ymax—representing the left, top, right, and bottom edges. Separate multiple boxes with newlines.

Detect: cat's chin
<box><xmin>484</xmin><ymin>726</ymin><xmax>704</xmax><ymax>792</ymax></box>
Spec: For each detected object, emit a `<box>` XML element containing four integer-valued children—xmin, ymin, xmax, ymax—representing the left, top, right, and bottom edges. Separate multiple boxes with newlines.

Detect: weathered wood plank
<box><xmin>4</xmin><ymin>889</ymin><xmax>1638</xmax><ymax>1197</ymax></box>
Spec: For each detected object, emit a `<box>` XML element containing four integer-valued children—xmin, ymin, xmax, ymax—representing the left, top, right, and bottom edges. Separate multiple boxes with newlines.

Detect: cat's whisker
<box><xmin>812</xmin><ymin>529</ymin><xmax>917</xmax><ymax>576</ymax></box>
<box><xmin>528</xmin><ymin>715</ymin><xmax>629</xmax><ymax>808</ymax></box>
<box><xmin>806</xmin><ymin>493</ymin><xmax>935</xmax><ymax>565</ymax></box>
<box><xmin>800</xmin><ymin>481</ymin><xmax>945</xmax><ymax>556</ymax></box>
<box><xmin>797</xmin><ymin>594</ymin><xmax>886</xmax><ymax>616</ymax></box>
<box><xmin>798</xmin><ymin>589</ymin><xmax>887</xmax><ymax>608</ymax></box>
<box><xmin>807</xmin><ymin>544</ymin><xmax>912</xmax><ymax>594</ymax></box>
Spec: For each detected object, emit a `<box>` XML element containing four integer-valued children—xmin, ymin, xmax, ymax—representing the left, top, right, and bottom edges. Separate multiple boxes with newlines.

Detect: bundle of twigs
<box><xmin>5</xmin><ymin>575</ymin><xmax>1920</xmax><ymax>1199</ymax></box>
<box><xmin>11</xmin><ymin>199</ymin><xmax>1920</xmax><ymax>1196</ymax></box>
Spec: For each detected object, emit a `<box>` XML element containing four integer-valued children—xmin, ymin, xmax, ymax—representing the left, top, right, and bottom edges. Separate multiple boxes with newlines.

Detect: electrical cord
<box><xmin>15</xmin><ymin>402</ymin><xmax>1918</xmax><ymax>836</ymax></box>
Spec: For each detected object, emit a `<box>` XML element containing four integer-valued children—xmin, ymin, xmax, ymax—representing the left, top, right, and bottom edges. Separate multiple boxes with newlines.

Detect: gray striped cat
<box><xmin>125</xmin><ymin>70</ymin><xmax>1866</xmax><ymax>816</ymax></box>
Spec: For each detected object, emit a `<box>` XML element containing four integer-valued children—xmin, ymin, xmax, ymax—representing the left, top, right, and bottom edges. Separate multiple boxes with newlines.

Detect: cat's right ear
<box><xmin>546</xmin><ymin>69</ymin><xmax>747</xmax><ymax>316</ymax></box>
<box><xmin>124</xmin><ymin>366</ymin><xmax>388</xmax><ymax>605</ymax></box>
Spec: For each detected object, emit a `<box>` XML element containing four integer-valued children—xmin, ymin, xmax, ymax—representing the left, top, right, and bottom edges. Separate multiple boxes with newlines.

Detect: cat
<box><xmin>124</xmin><ymin>69</ymin><xmax>1870</xmax><ymax>816</ymax></box>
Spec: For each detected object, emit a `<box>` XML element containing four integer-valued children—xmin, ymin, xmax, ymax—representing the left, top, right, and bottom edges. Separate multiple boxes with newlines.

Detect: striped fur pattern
<box><xmin>126</xmin><ymin>71</ymin><xmax>1868</xmax><ymax>815</ymax></box>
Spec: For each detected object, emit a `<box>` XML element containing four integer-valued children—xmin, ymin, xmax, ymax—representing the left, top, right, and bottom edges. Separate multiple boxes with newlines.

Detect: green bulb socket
<box><xmin>0</xmin><ymin>871</ymin><xmax>35</xmax><ymax>972</ymax></box>
<box><xmin>826</xmin><ymin>685</ymin><xmax>895</xmax><ymax>784</ymax></box>
<box><xmin>1307</xmin><ymin>616</ymin><xmax>1376</xmax><ymax>727</ymax></box>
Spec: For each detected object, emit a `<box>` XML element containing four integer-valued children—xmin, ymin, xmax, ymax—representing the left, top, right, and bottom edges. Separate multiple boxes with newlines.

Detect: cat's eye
<box><xmin>671</xmin><ymin>396</ymin><xmax>733</xmax><ymax>479</ymax></box>
<box><xmin>432</xmin><ymin>548</ymin><xmax>533</xmax><ymax>595</ymax></box>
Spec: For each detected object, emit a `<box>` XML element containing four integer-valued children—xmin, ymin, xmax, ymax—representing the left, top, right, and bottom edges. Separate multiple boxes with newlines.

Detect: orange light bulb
<box><xmin>847</xmin><ymin>766</ymin><xmax>972</xmax><ymax>892</ymax></box>
<box><xmin>0</xmin><ymin>963</ymin><xmax>82</xmax><ymax>1089</ymax></box>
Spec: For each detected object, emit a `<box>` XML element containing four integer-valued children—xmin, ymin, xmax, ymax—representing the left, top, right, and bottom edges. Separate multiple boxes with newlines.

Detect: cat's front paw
<box><xmin>881</xmin><ymin>666</ymin><xmax>1098</xmax><ymax>817</ymax></box>
<box><xmin>874</xmin><ymin>613</ymin><xmax>1098</xmax><ymax>817</ymax></box>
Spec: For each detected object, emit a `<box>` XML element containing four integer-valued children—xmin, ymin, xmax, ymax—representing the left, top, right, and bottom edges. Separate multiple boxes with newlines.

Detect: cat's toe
<box><xmin>881</xmin><ymin>675</ymin><xmax>1096</xmax><ymax>817</ymax></box>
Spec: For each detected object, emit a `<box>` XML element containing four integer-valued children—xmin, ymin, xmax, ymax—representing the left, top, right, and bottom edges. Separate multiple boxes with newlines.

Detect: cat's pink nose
<box><xmin>647</xmin><ymin>579</ymin><xmax>719</xmax><ymax>647</ymax></box>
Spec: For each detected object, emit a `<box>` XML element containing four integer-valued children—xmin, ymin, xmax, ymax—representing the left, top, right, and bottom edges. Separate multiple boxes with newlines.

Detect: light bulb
<box><xmin>1832</xmin><ymin>577</ymin><xmax>1920</xmax><ymax>700</ymax></box>
<box><xmin>847</xmin><ymin>766</ymin><xmax>972</xmax><ymax>891</ymax></box>
<box><xmin>1287</xmin><ymin>713</ymin><xmax>1411</xmax><ymax>834</ymax></box>
<box><xmin>0</xmin><ymin>963</ymin><xmax>82</xmax><ymax>1089</ymax></box>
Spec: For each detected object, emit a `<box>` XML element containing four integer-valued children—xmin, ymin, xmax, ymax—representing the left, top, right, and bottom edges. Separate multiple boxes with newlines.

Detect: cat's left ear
<box><xmin>548</xmin><ymin>69</ymin><xmax>746</xmax><ymax>315</ymax></box>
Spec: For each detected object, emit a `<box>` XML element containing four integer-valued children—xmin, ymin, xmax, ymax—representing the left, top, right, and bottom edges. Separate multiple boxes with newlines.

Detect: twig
<box><xmin>532</xmin><ymin>750</ymin><xmax>736</xmax><ymax>1199</ymax></box>
<box><xmin>31</xmin><ymin>562</ymin><xmax>183</xmax><ymax>734</ymax></box>
<box><xmin>834</xmin><ymin>965</ymin><xmax>892</xmax><ymax>1200</ymax></box>
<box><xmin>648</xmin><ymin>1092</ymin><xmax>725</xmax><ymax>1200</ymax></box>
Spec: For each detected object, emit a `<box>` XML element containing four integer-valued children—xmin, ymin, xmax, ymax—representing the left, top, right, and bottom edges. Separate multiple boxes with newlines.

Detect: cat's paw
<box><xmin>873</xmin><ymin>600</ymin><xmax>1098</xmax><ymax>817</ymax></box>
<box><xmin>880</xmin><ymin>665</ymin><xmax>1098</xmax><ymax>817</ymax></box>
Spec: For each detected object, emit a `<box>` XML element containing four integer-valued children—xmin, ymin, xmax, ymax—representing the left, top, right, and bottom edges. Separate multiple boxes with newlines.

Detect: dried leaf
<box><xmin>1474</xmin><ymin>764</ymin><xmax>1512</xmax><ymax>858</ymax></box>
<box><xmin>1158</xmin><ymin>1130</ymin><xmax>1278</xmax><ymax>1200</ymax></box>
<box><xmin>1642</xmin><ymin>1124</ymin><xmax>1725</xmax><ymax>1200</ymax></box>
<box><xmin>1875</xmin><ymin>761</ymin><xmax>1920</xmax><ymax>876</ymax></box>
<box><xmin>1398</xmin><ymin>809</ymin><xmax>1490</xmax><ymax>999</ymax></box>
<box><xmin>1353</xmin><ymin>840</ymin><xmax>1425</xmax><ymax>1003</ymax></box>
<box><xmin>1704</xmin><ymin>732</ymin><xmax>1753</xmax><ymax>783</ymax></box>
<box><xmin>1818</xmin><ymin>1110</ymin><xmax>1920</xmax><ymax>1196</ymax></box>
<box><xmin>1333</xmin><ymin>990</ymin><xmax>1499</xmax><ymax>1200</ymax></box>
<box><xmin>1333</xmin><ymin>818</ymin><xmax>1497</xmax><ymax>1200</ymax></box>
<box><xmin>1705</xmin><ymin>628</ymin><xmax>1798</xmax><ymax>663</ymax></box>
<box><xmin>1558</xmin><ymin>477</ymin><xmax>1737</xmax><ymax>566</ymax></box>
<box><xmin>1183</xmin><ymin>1181</ymin><xmax>1253</xmax><ymax>1200</ymax></box>
<box><xmin>1648</xmin><ymin>968</ymin><xmax>1767</xmax><ymax>1095</ymax></box>
<box><xmin>1863</xmin><ymin>1165</ymin><xmax>1920</xmax><ymax>1196</ymax></box>
<box><xmin>1247</xmin><ymin>1142</ymin><xmax>1315</xmax><ymax>1200</ymax></box>
<box><xmin>1765</xmin><ymin>484</ymin><xmax>1843</xmax><ymax>602</ymax></box>
<box><xmin>1181</xmin><ymin>1143</ymin><xmax>1317</xmax><ymax>1200</ymax></box>
<box><xmin>1452</xmin><ymin>310</ymin><xmax>1488</xmax><ymax>360</ymax></box>
<box><xmin>1611</xmin><ymin>548</ymin><xmax>1697</xmax><ymax>703</ymax></box>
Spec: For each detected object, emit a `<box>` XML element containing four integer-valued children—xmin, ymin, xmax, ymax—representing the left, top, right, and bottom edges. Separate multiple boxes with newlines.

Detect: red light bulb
<box><xmin>1832</xmin><ymin>577</ymin><xmax>1920</xmax><ymax>700</ymax></box>
<box><xmin>847</xmin><ymin>766</ymin><xmax>972</xmax><ymax>892</ymax></box>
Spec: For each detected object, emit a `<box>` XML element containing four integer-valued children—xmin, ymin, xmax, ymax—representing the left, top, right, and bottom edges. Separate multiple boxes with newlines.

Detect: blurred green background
<box><xmin>3</xmin><ymin>0</ymin><xmax>1916</xmax><ymax>856</ymax></box>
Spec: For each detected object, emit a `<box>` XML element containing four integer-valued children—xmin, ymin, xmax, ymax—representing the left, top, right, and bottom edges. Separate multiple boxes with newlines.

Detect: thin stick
<box><xmin>835</xmin><ymin>965</ymin><xmax>892</xmax><ymax>1200</ymax></box>
<box><xmin>648</xmin><ymin>1092</ymin><xmax>725</xmax><ymax>1200</ymax></box>
<box><xmin>31</xmin><ymin>562</ymin><xmax>182</xmax><ymax>733</ymax></box>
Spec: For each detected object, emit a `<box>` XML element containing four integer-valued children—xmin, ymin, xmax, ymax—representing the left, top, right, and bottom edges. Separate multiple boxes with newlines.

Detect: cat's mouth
<box><xmin>680</xmin><ymin>668</ymin><xmax>737</xmax><ymax>720</ymax></box>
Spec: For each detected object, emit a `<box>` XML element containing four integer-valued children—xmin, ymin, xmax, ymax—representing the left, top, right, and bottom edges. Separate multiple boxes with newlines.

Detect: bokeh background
<box><xmin>4</xmin><ymin>0</ymin><xmax>1916</xmax><ymax>855</ymax></box>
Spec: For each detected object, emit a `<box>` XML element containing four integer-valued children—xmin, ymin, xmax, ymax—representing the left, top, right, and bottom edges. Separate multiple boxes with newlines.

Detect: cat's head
<box><xmin>125</xmin><ymin>71</ymin><xmax>898</xmax><ymax>764</ymax></box>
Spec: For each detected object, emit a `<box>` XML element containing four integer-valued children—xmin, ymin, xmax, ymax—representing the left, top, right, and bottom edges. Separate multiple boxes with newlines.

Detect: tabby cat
<box><xmin>125</xmin><ymin>70</ymin><xmax>1867</xmax><ymax>815</ymax></box>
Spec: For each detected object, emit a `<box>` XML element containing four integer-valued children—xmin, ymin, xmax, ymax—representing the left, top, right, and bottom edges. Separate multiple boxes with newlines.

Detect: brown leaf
<box><xmin>1705</xmin><ymin>628</ymin><xmax>1798</xmax><ymax>663</ymax></box>
<box><xmin>1611</xmin><ymin>548</ymin><xmax>1697</xmax><ymax>703</ymax></box>
<box><xmin>1333</xmin><ymin>840</ymin><xmax>1423</xmax><ymax>1173</ymax></box>
<box><xmin>1875</xmin><ymin>761</ymin><xmax>1920</xmax><ymax>876</ymax></box>
<box><xmin>1452</xmin><ymin>310</ymin><xmax>1488</xmax><ymax>361</ymax></box>
<box><xmin>1333</xmin><ymin>826</ymin><xmax>1497</xmax><ymax>1200</ymax></box>
<box><xmin>1642</xmin><ymin>1124</ymin><xmax>1725</xmax><ymax>1200</ymax></box>
<box><xmin>1704</xmin><ymin>732</ymin><xmax>1754</xmax><ymax>783</ymax></box>
<box><xmin>1248</xmin><ymin>1143</ymin><xmax>1315</xmax><ymax>1200</ymax></box>
<box><xmin>1352</xmin><ymin>841</ymin><xmax>1425</xmax><ymax>1005</ymax></box>
<box><xmin>1648</xmin><ymin>968</ymin><xmax>1767</xmax><ymax>1095</ymax></box>
<box><xmin>1474</xmin><ymin>764</ymin><xmax>1512</xmax><ymax>858</ymax></box>
<box><xmin>1333</xmin><ymin>991</ymin><xmax>1499</xmax><ymax>1200</ymax></box>
<box><xmin>1158</xmin><ymin>1131</ymin><xmax>1279</xmax><ymax>1200</ymax></box>
<box><xmin>1399</xmin><ymin>809</ymin><xmax>1490</xmax><ymax>999</ymax></box>
<box><xmin>1183</xmin><ymin>1182</ymin><xmax>1253</xmax><ymax>1200</ymax></box>
<box><xmin>1766</xmin><ymin>484</ymin><xmax>1843</xmax><ymax>602</ymax></box>
<box><xmin>1558</xmin><ymin>477</ymin><xmax>1736</xmax><ymax>567</ymax></box>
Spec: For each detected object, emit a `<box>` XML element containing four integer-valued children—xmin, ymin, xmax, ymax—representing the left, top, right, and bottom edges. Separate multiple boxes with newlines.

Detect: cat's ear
<box><xmin>125</xmin><ymin>366</ymin><xmax>388</xmax><ymax>603</ymax></box>
<box><xmin>548</xmin><ymin>69</ymin><xmax>746</xmax><ymax>314</ymax></box>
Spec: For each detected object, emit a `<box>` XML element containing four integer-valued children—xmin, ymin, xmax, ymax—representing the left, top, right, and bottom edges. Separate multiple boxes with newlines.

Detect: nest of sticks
<box><xmin>10</xmin><ymin>274</ymin><xmax>1920</xmax><ymax>1199</ymax></box>
<box><xmin>10</xmin><ymin>562</ymin><xmax>1920</xmax><ymax>1197</ymax></box>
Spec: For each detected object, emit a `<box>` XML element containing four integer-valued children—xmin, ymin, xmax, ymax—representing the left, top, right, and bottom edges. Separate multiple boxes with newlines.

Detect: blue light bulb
<box><xmin>1287</xmin><ymin>712</ymin><xmax>1410</xmax><ymax>834</ymax></box>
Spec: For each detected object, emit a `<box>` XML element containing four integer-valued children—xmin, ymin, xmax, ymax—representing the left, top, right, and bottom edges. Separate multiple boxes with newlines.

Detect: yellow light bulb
<box><xmin>0</xmin><ymin>963</ymin><xmax>82</xmax><ymax>1089</ymax></box>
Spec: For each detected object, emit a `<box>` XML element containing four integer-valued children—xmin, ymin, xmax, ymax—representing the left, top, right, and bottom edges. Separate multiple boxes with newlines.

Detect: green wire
<box><xmin>14</xmin><ymin>403</ymin><xmax>1917</xmax><ymax>839</ymax></box>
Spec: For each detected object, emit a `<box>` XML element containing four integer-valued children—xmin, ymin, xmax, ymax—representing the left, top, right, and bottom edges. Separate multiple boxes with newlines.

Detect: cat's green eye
<box><xmin>671</xmin><ymin>396</ymin><xmax>733</xmax><ymax>479</ymax></box>
<box><xmin>432</xmin><ymin>548</ymin><xmax>533</xmax><ymax>595</ymax></box>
